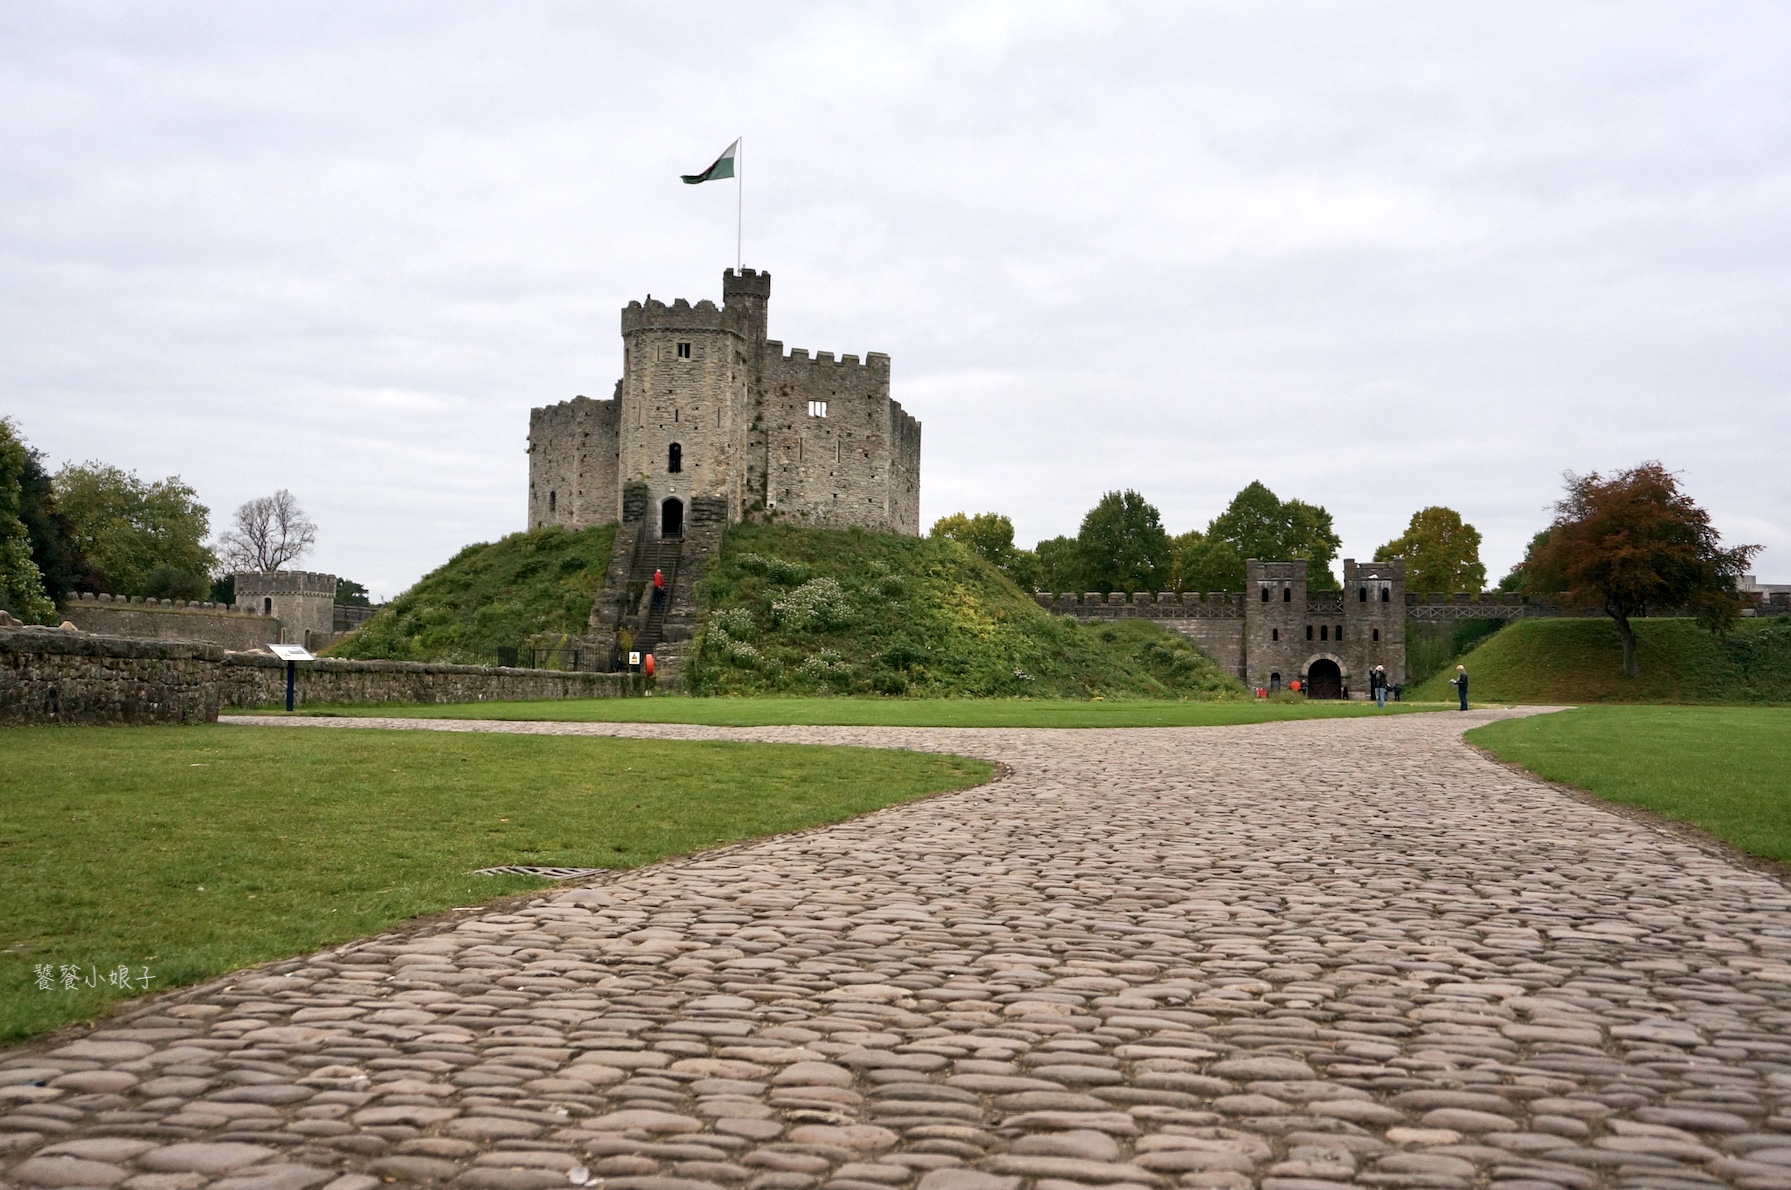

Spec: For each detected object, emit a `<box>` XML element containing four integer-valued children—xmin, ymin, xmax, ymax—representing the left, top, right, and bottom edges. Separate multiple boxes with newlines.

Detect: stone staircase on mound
<box><xmin>580</xmin><ymin>485</ymin><xmax>728</xmax><ymax>684</ymax></box>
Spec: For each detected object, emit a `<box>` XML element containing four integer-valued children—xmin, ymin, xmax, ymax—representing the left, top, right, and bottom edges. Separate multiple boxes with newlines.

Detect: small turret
<box><xmin>723</xmin><ymin>268</ymin><xmax>770</xmax><ymax>343</ymax></box>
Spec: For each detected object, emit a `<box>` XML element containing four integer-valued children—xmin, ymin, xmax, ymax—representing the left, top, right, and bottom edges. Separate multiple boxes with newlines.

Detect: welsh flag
<box><xmin>681</xmin><ymin>139</ymin><xmax>739</xmax><ymax>184</ymax></box>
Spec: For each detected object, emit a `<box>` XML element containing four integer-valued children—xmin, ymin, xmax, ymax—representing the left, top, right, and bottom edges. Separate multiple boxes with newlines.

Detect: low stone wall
<box><xmin>60</xmin><ymin>595</ymin><xmax>282</xmax><ymax>650</ymax></box>
<box><xmin>0</xmin><ymin>626</ymin><xmax>643</xmax><ymax>725</ymax></box>
<box><xmin>0</xmin><ymin>627</ymin><xmax>223</xmax><ymax>725</ymax></box>
<box><xmin>218</xmin><ymin>651</ymin><xmax>641</xmax><ymax>709</ymax></box>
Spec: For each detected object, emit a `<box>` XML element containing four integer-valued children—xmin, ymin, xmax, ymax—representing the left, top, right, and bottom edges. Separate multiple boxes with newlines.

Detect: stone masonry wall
<box><xmin>58</xmin><ymin>597</ymin><xmax>281</xmax><ymax>652</ymax></box>
<box><xmin>217</xmin><ymin>652</ymin><xmax>642</xmax><ymax>709</ymax></box>
<box><xmin>761</xmin><ymin>347</ymin><xmax>918</xmax><ymax>534</ymax></box>
<box><xmin>1</xmin><ymin>627</ymin><xmax>222</xmax><ymax>725</ymax></box>
<box><xmin>528</xmin><ymin>393</ymin><xmax>620</xmax><ymax>530</ymax></box>
<box><xmin>0</xmin><ymin>626</ymin><xmax>642</xmax><ymax>725</ymax></box>
<box><xmin>620</xmin><ymin>298</ymin><xmax>747</xmax><ymax>537</ymax></box>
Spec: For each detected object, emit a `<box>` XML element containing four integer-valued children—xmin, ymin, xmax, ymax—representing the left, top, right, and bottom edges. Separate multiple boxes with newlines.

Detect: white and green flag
<box><xmin>681</xmin><ymin>139</ymin><xmax>739</xmax><ymax>184</ymax></box>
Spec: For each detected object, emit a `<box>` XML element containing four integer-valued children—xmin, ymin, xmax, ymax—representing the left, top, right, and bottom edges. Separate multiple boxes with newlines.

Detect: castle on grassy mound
<box><xmin>528</xmin><ymin>268</ymin><xmax>921</xmax><ymax>541</ymax></box>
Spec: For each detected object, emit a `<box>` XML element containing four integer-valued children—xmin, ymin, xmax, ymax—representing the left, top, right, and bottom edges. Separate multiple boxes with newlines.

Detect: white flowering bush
<box><xmin>709</xmin><ymin>607</ymin><xmax>756</xmax><ymax>640</ymax></box>
<box><xmin>771</xmin><ymin>577</ymin><xmax>851</xmax><ymax>632</ymax></box>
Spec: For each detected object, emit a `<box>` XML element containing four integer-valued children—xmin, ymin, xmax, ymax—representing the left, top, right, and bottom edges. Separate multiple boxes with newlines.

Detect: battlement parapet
<box><xmin>766</xmin><ymin>342</ymin><xmax>890</xmax><ymax>373</ymax></box>
<box><xmin>74</xmin><ymin>592</ymin><xmax>271</xmax><ymax>618</ymax></box>
<box><xmin>235</xmin><ymin>571</ymin><xmax>337</xmax><ymax>599</ymax></box>
<box><xmin>722</xmin><ymin>267</ymin><xmax>771</xmax><ymax>300</ymax></box>
<box><xmin>621</xmin><ymin>296</ymin><xmax>739</xmax><ymax>335</ymax></box>
<box><xmin>1036</xmin><ymin>591</ymin><xmax>1244</xmax><ymax>619</ymax></box>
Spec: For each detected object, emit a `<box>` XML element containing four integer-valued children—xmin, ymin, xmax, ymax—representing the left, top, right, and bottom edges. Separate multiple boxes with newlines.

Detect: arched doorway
<box><xmin>660</xmin><ymin>497</ymin><xmax>684</xmax><ymax>539</ymax></box>
<box><xmin>1306</xmin><ymin>658</ymin><xmax>1343</xmax><ymax>699</ymax></box>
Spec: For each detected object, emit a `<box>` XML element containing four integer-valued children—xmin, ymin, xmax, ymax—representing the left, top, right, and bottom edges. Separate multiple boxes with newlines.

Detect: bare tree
<box><xmin>219</xmin><ymin>490</ymin><xmax>317</xmax><ymax>573</ymax></box>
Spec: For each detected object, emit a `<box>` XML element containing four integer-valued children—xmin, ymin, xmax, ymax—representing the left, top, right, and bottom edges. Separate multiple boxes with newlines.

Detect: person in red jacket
<box><xmin>652</xmin><ymin>568</ymin><xmax>665</xmax><ymax>609</ymax></box>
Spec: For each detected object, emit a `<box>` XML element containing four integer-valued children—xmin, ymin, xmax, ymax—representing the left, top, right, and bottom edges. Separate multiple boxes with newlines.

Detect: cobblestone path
<box><xmin>10</xmin><ymin>710</ymin><xmax>1791</xmax><ymax>1190</ymax></box>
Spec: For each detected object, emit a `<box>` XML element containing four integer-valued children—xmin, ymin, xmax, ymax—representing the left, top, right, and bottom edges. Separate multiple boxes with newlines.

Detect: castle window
<box><xmin>673</xmin><ymin>408</ymin><xmax>680</xmax><ymax>423</ymax></box>
<box><xmin>1359</xmin><ymin>587</ymin><xmax>1368</xmax><ymax>602</ymax></box>
<box><xmin>263</xmin><ymin>597</ymin><xmax>273</xmax><ymax>615</ymax></box>
<box><xmin>809</xmin><ymin>400</ymin><xmax>828</xmax><ymax>418</ymax></box>
<box><xmin>1320</xmin><ymin>625</ymin><xmax>1328</xmax><ymax>641</ymax></box>
<box><xmin>677</xmin><ymin>341</ymin><xmax>691</xmax><ymax>359</ymax></box>
<box><xmin>1381</xmin><ymin>587</ymin><xmax>1390</xmax><ymax>602</ymax></box>
<box><xmin>668</xmin><ymin>443</ymin><xmax>682</xmax><ymax>473</ymax></box>
<box><xmin>1306</xmin><ymin>625</ymin><xmax>1313</xmax><ymax>640</ymax></box>
<box><xmin>1261</xmin><ymin>587</ymin><xmax>1270</xmax><ymax>603</ymax></box>
<box><xmin>1283</xmin><ymin>587</ymin><xmax>1291</xmax><ymax>602</ymax></box>
<box><xmin>1272</xmin><ymin>628</ymin><xmax>1279</xmax><ymax>641</ymax></box>
<box><xmin>549</xmin><ymin>491</ymin><xmax>556</xmax><ymax>512</ymax></box>
<box><xmin>1336</xmin><ymin>624</ymin><xmax>1343</xmax><ymax>639</ymax></box>
<box><xmin>1373</xmin><ymin>628</ymin><xmax>1380</xmax><ymax>641</ymax></box>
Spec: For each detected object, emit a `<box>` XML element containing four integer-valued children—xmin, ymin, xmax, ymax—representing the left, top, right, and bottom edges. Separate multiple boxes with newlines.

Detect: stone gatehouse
<box><xmin>1043</xmin><ymin>558</ymin><xmax>1408</xmax><ymax>696</ymax></box>
<box><xmin>527</xmin><ymin>268</ymin><xmax>922</xmax><ymax>541</ymax></box>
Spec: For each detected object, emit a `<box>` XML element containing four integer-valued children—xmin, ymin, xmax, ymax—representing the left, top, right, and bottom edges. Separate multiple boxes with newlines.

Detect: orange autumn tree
<box><xmin>1525</xmin><ymin>462</ymin><xmax>1758</xmax><ymax>678</ymax></box>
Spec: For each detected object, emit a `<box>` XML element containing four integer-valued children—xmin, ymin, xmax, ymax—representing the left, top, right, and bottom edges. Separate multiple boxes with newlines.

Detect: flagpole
<box><xmin>736</xmin><ymin>137</ymin><xmax>743</xmax><ymax>273</ymax></box>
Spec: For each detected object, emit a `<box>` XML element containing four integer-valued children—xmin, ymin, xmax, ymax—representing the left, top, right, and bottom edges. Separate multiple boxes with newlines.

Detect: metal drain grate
<box><xmin>474</xmin><ymin>865</ymin><xmax>604</xmax><ymax>880</ymax></box>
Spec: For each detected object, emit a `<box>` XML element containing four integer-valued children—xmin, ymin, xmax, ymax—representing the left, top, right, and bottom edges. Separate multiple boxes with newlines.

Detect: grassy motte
<box><xmin>329</xmin><ymin>523</ymin><xmax>618</xmax><ymax>665</ymax></box>
<box><xmin>1409</xmin><ymin>615</ymin><xmax>1791</xmax><ymax>705</ymax></box>
<box><xmin>1469</xmin><ymin>706</ymin><xmax>1791</xmax><ymax>861</ymax></box>
<box><xmin>687</xmin><ymin>524</ymin><xmax>1242</xmax><ymax>699</ymax></box>
<box><xmin>261</xmin><ymin>696</ymin><xmax>1433</xmax><ymax>728</ymax></box>
<box><xmin>0</xmin><ymin>725</ymin><xmax>990</xmax><ymax>1042</ymax></box>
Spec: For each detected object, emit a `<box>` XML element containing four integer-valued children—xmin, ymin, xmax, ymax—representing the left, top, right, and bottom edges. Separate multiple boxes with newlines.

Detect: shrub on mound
<box><xmin>329</xmin><ymin>524</ymin><xmax>617</xmax><ymax>665</ymax></box>
<box><xmin>686</xmin><ymin>523</ymin><xmax>1243</xmax><ymax>699</ymax></box>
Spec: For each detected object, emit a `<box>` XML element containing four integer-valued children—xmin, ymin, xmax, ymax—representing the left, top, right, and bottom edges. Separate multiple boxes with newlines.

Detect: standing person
<box><xmin>652</xmin><ymin>567</ymin><xmax>666</xmax><ymax>609</ymax></box>
<box><xmin>1373</xmin><ymin>665</ymin><xmax>1388</xmax><ymax>708</ymax></box>
<box><xmin>1450</xmin><ymin>664</ymin><xmax>1468</xmax><ymax>711</ymax></box>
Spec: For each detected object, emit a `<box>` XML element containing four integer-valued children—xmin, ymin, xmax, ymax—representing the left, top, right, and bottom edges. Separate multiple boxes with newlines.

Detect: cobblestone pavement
<box><xmin>10</xmin><ymin>709</ymin><xmax>1791</xmax><ymax>1190</ymax></box>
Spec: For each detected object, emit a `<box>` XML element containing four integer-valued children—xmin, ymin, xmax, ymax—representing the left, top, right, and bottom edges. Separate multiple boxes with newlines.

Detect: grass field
<box><xmin>0</xmin><ymin>725</ymin><xmax>991</xmax><ymax>1042</ymax></box>
<box><xmin>1469</xmin><ymin>706</ymin><xmax>1791</xmax><ymax>862</ymax></box>
<box><xmin>1409</xmin><ymin>615</ymin><xmax>1791</xmax><ymax>705</ymax></box>
<box><xmin>248</xmin><ymin>695</ymin><xmax>1439</xmax><ymax>728</ymax></box>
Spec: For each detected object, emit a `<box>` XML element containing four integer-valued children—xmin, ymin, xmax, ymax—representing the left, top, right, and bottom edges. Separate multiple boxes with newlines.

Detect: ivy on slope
<box><xmin>687</xmin><ymin>523</ymin><xmax>1243</xmax><ymax>699</ymax></box>
<box><xmin>329</xmin><ymin>524</ymin><xmax>617</xmax><ymax>665</ymax></box>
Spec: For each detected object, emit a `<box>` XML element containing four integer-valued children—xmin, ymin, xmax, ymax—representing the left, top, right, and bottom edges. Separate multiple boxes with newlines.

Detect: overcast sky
<box><xmin>4</xmin><ymin>2</ymin><xmax>1788</xmax><ymax>598</ymax></box>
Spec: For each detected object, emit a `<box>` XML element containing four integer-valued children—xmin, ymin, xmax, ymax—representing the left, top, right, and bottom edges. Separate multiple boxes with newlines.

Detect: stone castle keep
<box><xmin>528</xmin><ymin>268</ymin><xmax>921</xmax><ymax>540</ymax></box>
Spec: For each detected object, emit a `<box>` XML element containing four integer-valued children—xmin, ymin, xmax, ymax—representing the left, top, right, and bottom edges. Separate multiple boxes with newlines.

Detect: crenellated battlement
<box><xmin>765</xmin><ymin>341</ymin><xmax>890</xmax><ymax>372</ymax></box>
<box><xmin>621</xmin><ymin>296</ymin><xmax>738</xmax><ymax>336</ymax></box>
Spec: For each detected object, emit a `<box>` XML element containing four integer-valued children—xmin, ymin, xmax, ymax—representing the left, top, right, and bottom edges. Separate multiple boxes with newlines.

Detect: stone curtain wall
<box><xmin>527</xmin><ymin>393</ymin><xmax>621</xmax><ymax>530</ymax></box>
<box><xmin>58</xmin><ymin>595</ymin><xmax>282</xmax><ymax>651</ymax></box>
<box><xmin>0</xmin><ymin>626</ymin><xmax>641</xmax><ymax>725</ymax></box>
<box><xmin>216</xmin><ymin>652</ymin><xmax>643</xmax><ymax>710</ymax></box>
<box><xmin>1</xmin><ymin>627</ymin><xmax>223</xmax><ymax>725</ymax></box>
<box><xmin>1037</xmin><ymin>592</ymin><xmax>1248</xmax><ymax>680</ymax></box>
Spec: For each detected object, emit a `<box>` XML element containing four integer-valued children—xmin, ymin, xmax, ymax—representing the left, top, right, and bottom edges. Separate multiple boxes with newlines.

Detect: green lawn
<box><xmin>246</xmin><ymin>695</ymin><xmax>1439</xmax><ymax>728</ymax></box>
<box><xmin>0</xmin><ymin>725</ymin><xmax>991</xmax><ymax>1042</ymax></box>
<box><xmin>1469</xmin><ymin>706</ymin><xmax>1791</xmax><ymax>862</ymax></box>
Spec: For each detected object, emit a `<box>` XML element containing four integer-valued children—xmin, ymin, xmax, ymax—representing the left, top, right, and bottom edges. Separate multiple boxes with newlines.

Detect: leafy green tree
<box><xmin>1375</xmin><ymin>506</ymin><xmax>1487</xmax><ymax>593</ymax></box>
<box><xmin>1177</xmin><ymin>481</ymin><xmax>1342</xmax><ymax>590</ymax></box>
<box><xmin>931</xmin><ymin>512</ymin><xmax>1039</xmax><ymax>589</ymax></box>
<box><xmin>53</xmin><ymin>463</ymin><xmax>216</xmax><ymax>597</ymax></box>
<box><xmin>1077</xmin><ymin>490</ymin><xmax>1171</xmax><ymax>594</ymax></box>
<box><xmin>0</xmin><ymin>420</ymin><xmax>58</xmax><ymax>623</ymax></box>
<box><xmin>1034</xmin><ymin>535</ymin><xmax>1085</xmax><ymax>594</ymax></box>
<box><xmin>336</xmin><ymin>578</ymin><xmax>374</xmax><ymax>607</ymax></box>
<box><xmin>1525</xmin><ymin>462</ymin><xmax>1759</xmax><ymax>678</ymax></box>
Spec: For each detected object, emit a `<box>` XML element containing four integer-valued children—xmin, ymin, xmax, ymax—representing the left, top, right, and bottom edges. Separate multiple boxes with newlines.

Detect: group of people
<box><xmin>1366</xmin><ymin>664</ymin><xmax>1469</xmax><ymax>709</ymax></box>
